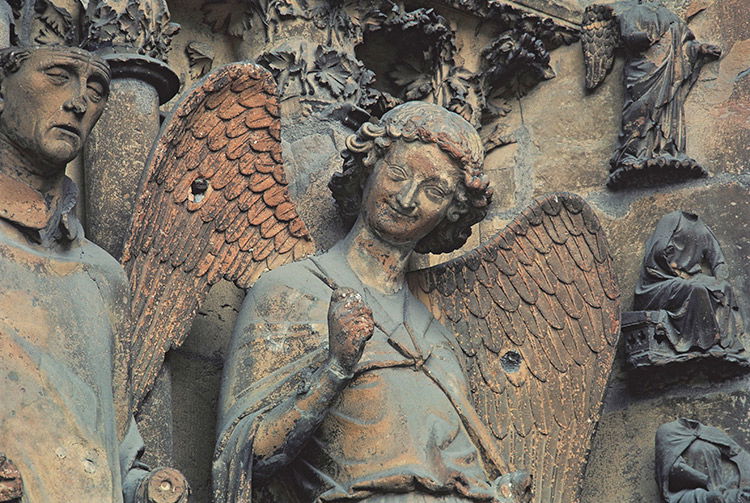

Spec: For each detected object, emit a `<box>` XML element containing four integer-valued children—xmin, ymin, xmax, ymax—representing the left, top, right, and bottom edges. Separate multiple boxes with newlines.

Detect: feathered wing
<box><xmin>409</xmin><ymin>193</ymin><xmax>620</xmax><ymax>503</ymax></box>
<box><xmin>581</xmin><ymin>4</ymin><xmax>620</xmax><ymax>90</ymax></box>
<box><xmin>121</xmin><ymin>63</ymin><xmax>315</xmax><ymax>410</ymax></box>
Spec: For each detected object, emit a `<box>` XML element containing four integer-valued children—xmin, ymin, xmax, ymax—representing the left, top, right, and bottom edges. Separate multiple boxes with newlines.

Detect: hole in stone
<box><xmin>501</xmin><ymin>350</ymin><xmax>522</xmax><ymax>373</ymax></box>
<box><xmin>191</xmin><ymin>177</ymin><xmax>209</xmax><ymax>203</ymax></box>
<box><xmin>160</xmin><ymin>480</ymin><xmax>172</xmax><ymax>491</ymax></box>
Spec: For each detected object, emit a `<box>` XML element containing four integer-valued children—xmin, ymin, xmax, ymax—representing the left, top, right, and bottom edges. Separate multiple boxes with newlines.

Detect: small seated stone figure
<box><xmin>623</xmin><ymin>211</ymin><xmax>747</xmax><ymax>366</ymax></box>
<box><xmin>0</xmin><ymin>46</ymin><xmax>187</xmax><ymax>502</ymax></box>
<box><xmin>656</xmin><ymin>418</ymin><xmax>750</xmax><ymax>503</ymax></box>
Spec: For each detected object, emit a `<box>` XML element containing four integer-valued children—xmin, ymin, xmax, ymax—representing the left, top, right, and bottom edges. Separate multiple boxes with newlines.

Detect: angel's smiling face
<box><xmin>360</xmin><ymin>140</ymin><xmax>462</xmax><ymax>248</ymax></box>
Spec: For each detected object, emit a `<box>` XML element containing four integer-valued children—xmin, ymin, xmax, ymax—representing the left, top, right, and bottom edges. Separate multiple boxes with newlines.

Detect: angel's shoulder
<box><xmin>239</xmin><ymin>256</ymin><xmax>331</xmax><ymax>323</ymax></box>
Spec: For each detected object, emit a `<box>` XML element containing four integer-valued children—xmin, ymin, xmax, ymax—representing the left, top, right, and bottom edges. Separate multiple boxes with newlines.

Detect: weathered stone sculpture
<box><xmin>581</xmin><ymin>1</ymin><xmax>721</xmax><ymax>189</ymax></box>
<box><xmin>212</xmin><ymin>101</ymin><xmax>621</xmax><ymax>502</ymax></box>
<box><xmin>623</xmin><ymin>211</ymin><xmax>747</xmax><ymax>367</ymax></box>
<box><xmin>656</xmin><ymin>418</ymin><xmax>750</xmax><ymax>503</ymax></box>
<box><xmin>0</xmin><ymin>45</ymin><xmax>187</xmax><ymax>503</ymax></box>
<box><xmin>120</xmin><ymin>62</ymin><xmax>314</xmax><ymax>412</ymax></box>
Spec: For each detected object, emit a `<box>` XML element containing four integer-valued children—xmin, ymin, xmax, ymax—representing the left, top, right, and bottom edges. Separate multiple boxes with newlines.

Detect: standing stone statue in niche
<box><xmin>581</xmin><ymin>1</ymin><xmax>721</xmax><ymax>189</ymax></box>
<box><xmin>192</xmin><ymin>100</ymin><xmax>622</xmax><ymax>502</ymax></box>
<box><xmin>656</xmin><ymin>418</ymin><xmax>750</xmax><ymax>503</ymax></box>
<box><xmin>0</xmin><ymin>45</ymin><xmax>187</xmax><ymax>503</ymax></box>
<box><xmin>623</xmin><ymin>211</ymin><xmax>748</xmax><ymax>367</ymax></box>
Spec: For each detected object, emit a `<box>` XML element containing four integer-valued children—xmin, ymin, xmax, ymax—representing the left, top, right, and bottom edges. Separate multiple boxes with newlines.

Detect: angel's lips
<box><xmin>385</xmin><ymin>202</ymin><xmax>417</xmax><ymax>220</ymax></box>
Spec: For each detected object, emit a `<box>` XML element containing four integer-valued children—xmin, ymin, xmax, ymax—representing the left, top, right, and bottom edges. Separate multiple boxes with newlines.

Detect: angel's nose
<box><xmin>396</xmin><ymin>180</ymin><xmax>418</xmax><ymax>211</ymax></box>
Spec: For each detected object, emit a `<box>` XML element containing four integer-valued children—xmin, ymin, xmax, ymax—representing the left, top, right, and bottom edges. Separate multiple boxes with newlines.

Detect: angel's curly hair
<box><xmin>329</xmin><ymin>102</ymin><xmax>492</xmax><ymax>254</ymax></box>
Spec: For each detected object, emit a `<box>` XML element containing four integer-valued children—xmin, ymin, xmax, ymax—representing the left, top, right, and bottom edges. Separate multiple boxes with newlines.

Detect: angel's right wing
<box><xmin>121</xmin><ymin>63</ymin><xmax>314</xmax><ymax>410</ymax></box>
<box><xmin>581</xmin><ymin>4</ymin><xmax>620</xmax><ymax>90</ymax></box>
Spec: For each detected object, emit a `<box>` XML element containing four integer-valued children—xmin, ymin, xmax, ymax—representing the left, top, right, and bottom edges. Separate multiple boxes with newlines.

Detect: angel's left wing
<box><xmin>581</xmin><ymin>4</ymin><xmax>620</xmax><ymax>90</ymax></box>
<box><xmin>409</xmin><ymin>192</ymin><xmax>620</xmax><ymax>502</ymax></box>
<box><xmin>121</xmin><ymin>63</ymin><xmax>314</xmax><ymax>410</ymax></box>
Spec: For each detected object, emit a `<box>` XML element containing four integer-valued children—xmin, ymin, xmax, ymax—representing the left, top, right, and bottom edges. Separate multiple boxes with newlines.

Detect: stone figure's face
<box><xmin>361</xmin><ymin>140</ymin><xmax>461</xmax><ymax>248</ymax></box>
<box><xmin>0</xmin><ymin>48</ymin><xmax>110</xmax><ymax>173</ymax></box>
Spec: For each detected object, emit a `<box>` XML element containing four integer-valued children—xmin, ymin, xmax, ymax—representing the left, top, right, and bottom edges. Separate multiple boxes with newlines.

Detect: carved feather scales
<box><xmin>409</xmin><ymin>193</ymin><xmax>620</xmax><ymax>502</ymax></box>
<box><xmin>121</xmin><ymin>63</ymin><xmax>314</xmax><ymax>409</ymax></box>
<box><xmin>581</xmin><ymin>4</ymin><xmax>620</xmax><ymax>90</ymax></box>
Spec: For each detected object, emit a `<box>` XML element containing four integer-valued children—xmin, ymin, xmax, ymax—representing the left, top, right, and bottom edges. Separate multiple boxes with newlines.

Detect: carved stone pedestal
<box><xmin>623</xmin><ymin>310</ymin><xmax>750</xmax><ymax>368</ymax></box>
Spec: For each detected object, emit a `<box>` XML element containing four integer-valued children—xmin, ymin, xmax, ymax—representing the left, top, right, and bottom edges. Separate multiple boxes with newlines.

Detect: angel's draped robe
<box><xmin>0</xmin><ymin>173</ymin><xmax>148</xmax><ymax>502</ymax></box>
<box><xmin>634</xmin><ymin>211</ymin><xmax>745</xmax><ymax>354</ymax></box>
<box><xmin>213</xmin><ymin>243</ymin><xmax>509</xmax><ymax>503</ymax></box>
<box><xmin>613</xmin><ymin>2</ymin><xmax>707</xmax><ymax>169</ymax></box>
<box><xmin>656</xmin><ymin>418</ymin><xmax>750</xmax><ymax>503</ymax></box>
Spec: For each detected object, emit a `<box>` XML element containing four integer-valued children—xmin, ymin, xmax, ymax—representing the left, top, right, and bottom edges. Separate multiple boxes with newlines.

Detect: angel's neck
<box><xmin>343</xmin><ymin>218</ymin><xmax>413</xmax><ymax>296</ymax></box>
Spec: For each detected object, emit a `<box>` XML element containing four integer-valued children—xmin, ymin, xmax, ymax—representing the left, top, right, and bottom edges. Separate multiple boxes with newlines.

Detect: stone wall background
<box><xmin>136</xmin><ymin>0</ymin><xmax>750</xmax><ymax>499</ymax></box>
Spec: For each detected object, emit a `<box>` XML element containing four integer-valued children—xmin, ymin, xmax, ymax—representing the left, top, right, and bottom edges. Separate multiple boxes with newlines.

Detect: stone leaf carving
<box><xmin>185</xmin><ymin>40</ymin><xmax>214</xmax><ymax>79</ymax></box>
<box><xmin>82</xmin><ymin>0</ymin><xmax>180</xmax><ymax>61</ymax></box>
<box><xmin>8</xmin><ymin>0</ymin><xmax>81</xmax><ymax>46</ymax></box>
<box><xmin>199</xmin><ymin>0</ymin><xmax>578</xmax><ymax>151</ymax></box>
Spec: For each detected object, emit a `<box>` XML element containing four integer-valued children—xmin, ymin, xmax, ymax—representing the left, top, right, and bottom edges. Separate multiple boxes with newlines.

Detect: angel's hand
<box><xmin>495</xmin><ymin>471</ymin><xmax>532</xmax><ymax>503</ymax></box>
<box><xmin>135</xmin><ymin>467</ymin><xmax>190</xmax><ymax>503</ymax></box>
<box><xmin>327</xmin><ymin>288</ymin><xmax>375</xmax><ymax>374</ymax></box>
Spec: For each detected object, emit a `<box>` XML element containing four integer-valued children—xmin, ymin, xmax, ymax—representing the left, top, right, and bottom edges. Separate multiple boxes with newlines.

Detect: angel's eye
<box><xmin>387</xmin><ymin>165</ymin><xmax>407</xmax><ymax>181</ymax></box>
<box><xmin>423</xmin><ymin>186</ymin><xmax>447</xmax><ymax>201</ymax></box>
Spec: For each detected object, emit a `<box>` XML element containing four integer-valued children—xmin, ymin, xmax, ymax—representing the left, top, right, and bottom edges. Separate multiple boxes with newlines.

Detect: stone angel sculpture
<box><xmin>581</xmin><ymin>0</ymin><xmax>721</xmax><ymax>189</ymax></box>
<box><xmin>205</xmin><ymin>101</ymin><xmax>621</xmax><ymax>502</ymax></box>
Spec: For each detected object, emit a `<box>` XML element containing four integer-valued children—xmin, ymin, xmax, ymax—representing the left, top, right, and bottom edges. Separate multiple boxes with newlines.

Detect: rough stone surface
<box><xmin>115</xmin><ymin>0</ymin><xmax>750</xmax><ymax>498</ymax></box>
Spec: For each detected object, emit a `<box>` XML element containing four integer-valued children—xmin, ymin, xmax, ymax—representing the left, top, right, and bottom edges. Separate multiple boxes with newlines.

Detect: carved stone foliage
<box><xmin>256</xmin><ymin>42</ymin><xmax>385</xmax><ymax>112</ymax></box>
<box><xmin>623</xmin><ymin>211</ymin><xmax>748</xmax><ymax>368</ymax></box>
<box><xmin>8</xmin><ymin>0</ymin><xmax>178</xmax><ymax>62</ymax></box>
<box><xmin>8</xmin><ymin>0</ymin><xmax>82</xmax><ymax>46</ymax></box>
<box><xmin>581</xmin><ymin>1</ymin><xmax>721</xmax><ymax>189</ymax></box>
<box><xmin>185</xmin><ymin>40</ymin><xmax>214</xmax><ymax>79</ymax></box>
<box><xmin>656</xmin><ymin>419</ymin><xmax>750</xmax><ymax>503</ymax></box>
<box><xmin>200</xmin><ymin>0</ymin><xmax>577</xmax><ymax>150</ymax></box>
<box><xmin>81</xmin><ymin>0</ymin><xmax>180</xmax><ymax>62</ymax></box>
